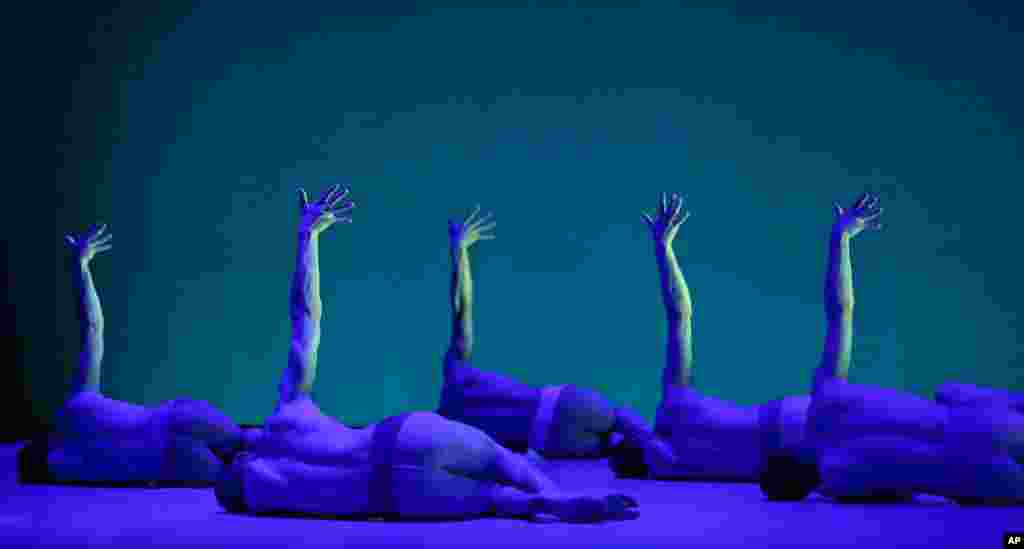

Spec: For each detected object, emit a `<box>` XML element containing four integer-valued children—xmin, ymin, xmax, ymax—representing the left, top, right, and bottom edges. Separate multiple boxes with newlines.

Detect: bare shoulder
<box><xmin>397</xmin><ymin>411</ymin><xmax>450</xmax><ymax>434</ymax></box>
<box><xmin>661</xmin><ymin>386</ymin><xmax>749</xmax><ymax>419</ymax></box>
<box><xmin>257</xmin><ymin>416</ymin><xmax>373</xmax><ymax>468</ymax></box>
<box><xmin>817</xmin><ymin>381</ymin><xmax>934</xmax><ymax>410</ymax></box>
<box><xmin>265</xmin><ymin>398</ymin><xmax>334</xmax><ymax>434</ymax></box>
<box><xmin>812</xmin><ymin>381</ymin><xmax>950</xmax><ymax>444</ymax></box>
<box><xmin>56</xmin><ymin>391</ymin><xmax>151</xmax><ymax>437</ymax></box>
<box><xmin>447</xmin><ymin>363</ymin><xmax>522</xmax><ymax>390</ymax></box>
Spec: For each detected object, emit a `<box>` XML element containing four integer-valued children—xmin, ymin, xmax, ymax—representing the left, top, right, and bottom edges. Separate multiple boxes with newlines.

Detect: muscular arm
<box><xmin>643</xmin><ymin>193</ymin><xmax>693</xmax><ymax>393</ymax></box>
<box><xmin>71</xmin><ymin>259</ymin><xmax>104</xmax><ymax>393</ymax></box>
<box><xmin>64</xmin><ymin>226</ymin><xmax>112</xmax><ymax>394</ymax></box>
<box><xmin>446</xmin><ymin>243</ymin><xmax>474</xmax><ymax>369</ymax></box>
<box><xmin>655</xmin><ymin>241</ymin><xmax>693</xmax><ymax>390</ymax></box>
<box><xmin>812</xmin><ymin>194</ymin><xmax>883</xmax><ymax>393</ymax></box>
<box><xmin>813</xmin><ymin>229</ymin><xmax>854</xmax><ymax>390</ymax></box>
<box><xmin>278</xmin><ymin>185</ymin><xmax>354</xmax><ymax>405</ymax></box>
<box><xmin>279</xmin><ymin>230</ymin><xmax>322</xmax><ymax>404</ymax></box>
<box><xmin>443</xmin><ymin>207</ymin><xmax>494</xmax><ymax>378</ymax></box>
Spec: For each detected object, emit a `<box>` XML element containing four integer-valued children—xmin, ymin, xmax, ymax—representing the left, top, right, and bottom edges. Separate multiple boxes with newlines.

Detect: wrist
<box><xmin>830</xmin><ymin>227</ymin><xmax>851</xmax><ymax>242</ymax></box>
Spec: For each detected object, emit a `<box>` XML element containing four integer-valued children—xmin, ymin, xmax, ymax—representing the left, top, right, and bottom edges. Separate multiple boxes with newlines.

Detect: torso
<box><xmin>810</xmin><ymin>380</ymin><xmax>958</xmax><ymax>498</ymax></box>
<box><xmin>256</xmin><ymin>398</ymin><xmax>375</xmax><ymax>466</ymax></box>
<box><xmin>55</xmin><ymin>391</ymin><xmax>154</xmax><ymax>442</ymax></box>
<box><xmin>245</xmin><ymin>400</ymin><xmax>497</xmax><ymax>516</ymax></box>
<box><xmin>653</xmin><ymin>386</ymin><xmax>762</xmax><ymax>479</ymax></box>
<box><xmin>438</xmin><ymin>363</ymin><xmax>541</xmax><ymax>450</ymax></box>
<box><xmin>808</xmin><ymin>380</ymin><xmax>949</xmax><ymax>449</ymax></box>
<box><xmin>49</xmin><ymin>391</ymin><xmax>216</xmax><ymax>483</ymax></box>
<box><xmin>243</xmin><ymin>398</ymin><xmax>375</xmax><ymax>515</ymax></box>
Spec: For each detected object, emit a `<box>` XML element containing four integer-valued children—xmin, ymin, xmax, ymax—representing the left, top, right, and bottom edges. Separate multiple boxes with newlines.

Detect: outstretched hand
<box><xmin>545</xmin><ymin>492</ymin><xmax>640</xmax><ymax>523</ymax></box>
<box><xmin>642</xmin><ymin>192</ymin><xmax>690</xmax><ymax>244</ymax></box>
<box><xmin>833</xmin><ymin>192</ymin><xmax>883</xmax><ymax>238</ymax></box>
<box><xmin>65</xmin><ymin>224</ymin><xmax>113</xmax><ymax>265</ymax></box>
<box><xmin>298</xmin><ymin>184</ymin><xmax>355</xmax><ymax>235</ymax></box>
<box><xmin>449</xmin><ymin>205</ymin><xmax>496</xmax><ymax>249</ymax></box>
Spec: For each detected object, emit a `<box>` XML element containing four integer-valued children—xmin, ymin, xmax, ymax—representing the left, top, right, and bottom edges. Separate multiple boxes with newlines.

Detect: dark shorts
<box><xmin>757</xmin><ymin>398</ymin><xmax>820</xmax><ymax>501</ymax></box>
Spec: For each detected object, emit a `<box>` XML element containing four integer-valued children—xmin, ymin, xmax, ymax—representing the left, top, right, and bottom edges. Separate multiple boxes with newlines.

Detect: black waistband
<box><xmin>542</xmin><ymin>384</ymin><xmax>576</xmax><ymax>452</ymax></box>
<box><xmin>368</xmin><ymin>413</ymin><xmax>412</xmax><ymax>516</ymax></box>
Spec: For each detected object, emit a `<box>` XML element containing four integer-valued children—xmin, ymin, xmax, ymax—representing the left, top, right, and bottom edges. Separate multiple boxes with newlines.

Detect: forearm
<box><xmin>662</xmin><ymin>320</ymin><xmax>692</xmax><ymax>388</ymax></box>
<box><xmin>72</xmin><ymin>260</ymin><xmax>103</xmax><ymax>393</ymax></box>
<box><xmin>280</xmin><ymin>231</ymin><xmax>322</xmax><ymax>402</ymax></box>
<box><xmin>613</xmin><ymin>406</ymin><xmax>677</xmax><ymax>470</ymax></box>
<box><xmin>448</xmin><ymin>245</ymin><xmax>474</xmax><ymax>362</ymax></box>
<box><xmin>655</xmin><ymin>243</ymin><xmax>693</xmax><ymax>387</ymax></box>
<box><xmin>814</xmin><ymin>229</ymin><xmax>854</xmax><ymax>390</ymax></box>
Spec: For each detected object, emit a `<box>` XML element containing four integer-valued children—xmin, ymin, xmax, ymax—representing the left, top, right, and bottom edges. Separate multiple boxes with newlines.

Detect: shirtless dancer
<box><xmin>215</xmin><ymin>185</ymin><xmax>639</xmax><ymax>522</ymax></box>
<box><xmin>606</xmin><ymin>193</ymin><xmax>812</xmax><ymax>485</ymax></box>
<box><xmin>435</xmin><ymin>206</ymin><xmax>675</xmax><ymax>465</ymax></box>
<box><xmin>935</xmin><ymin>383</ymin><xmax>1023</xmax><ymax>413</ymax></box>
<box><xmin>768</xmin><ymin>194</ymin><xmax>1024</xmax><ymax>504</ymax></box>
<box><xmin>17</xmin><ymin>225</ymin><xmax>244</xmax><ymax>486</ymax></box>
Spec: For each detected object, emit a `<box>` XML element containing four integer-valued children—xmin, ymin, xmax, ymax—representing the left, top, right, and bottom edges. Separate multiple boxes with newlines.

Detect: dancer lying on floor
<box><xmin>763</xmin><ymin>194</ymin><xmax>1024</xmax><ymax>504</ymax></box>
<box><xmin>606</xmin><ymin>193</ymin><xmax>811</xmax><ymax>483</ymax></box>
<box><xmin>436</xmin><ymin>205</ymin><xmax>675</xmax><ymax>462</ymax></box>
<box><xmin>933</xmin><ymin>382</ymin><xmax>1024</xmax><ymax>502</ymax></box>
<box><xmin>436</xmin><ymin>205</ymin><xmax>675</xmax><ymax>463</ymax></box>
<box><xmin>18</xmin><ymin>225</ymin><xmax>245</xmax><ymax>486</ymax></box>
<box><xmin>215</xmin><ymin>185</ymin><xmax>639</xmax><ymax>522</ymax></box>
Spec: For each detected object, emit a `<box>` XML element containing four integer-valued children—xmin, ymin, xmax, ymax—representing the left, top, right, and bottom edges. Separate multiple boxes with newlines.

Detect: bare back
<box><xmin>56</xmin><ymin>391</ymin><xmax>154</xmax><ymax>442</ymax></box>
<box><xmin>50</xmin><ymin>391</ymin><xmax>226</xmax><ymax>483</ymax></box>
<box><xmin>243</xmin><ymin>398</ymin><xmax>376</xmax><ymax>515</ymax></box>
<box><xmin>653</xmin><ymin>386</ymin><xmax>761</xmax><ymax>479</ymax></box>
<box><xmin>439</xmin><ymin>362</ymin><xmax>541</xmax><ymax>449</ymax></box>
<box><xmin>243</xmin><ymin>403</ymin><xmax>501</xmax><ymax>517</ymax></box>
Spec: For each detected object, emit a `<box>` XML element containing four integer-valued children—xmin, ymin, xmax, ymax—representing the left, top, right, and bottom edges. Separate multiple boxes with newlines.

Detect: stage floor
<box><xmin>0</xmin><ymin>443</ymin><xmax>1016</xmax><ymax>548</ymax></box>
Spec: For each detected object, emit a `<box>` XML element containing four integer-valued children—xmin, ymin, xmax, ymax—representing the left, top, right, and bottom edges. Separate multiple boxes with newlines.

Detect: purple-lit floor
<box><xmin>0</xmin><ymin>444</ymin><xmax>1015</xmax><ymax>548</ymax></box>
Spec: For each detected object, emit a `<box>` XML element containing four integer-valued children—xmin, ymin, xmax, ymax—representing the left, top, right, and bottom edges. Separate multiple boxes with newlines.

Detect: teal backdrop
<box><xmin>19</xmin><ymin>3</ymin><xmax>1023</xmax><ymax>431</ymax></box>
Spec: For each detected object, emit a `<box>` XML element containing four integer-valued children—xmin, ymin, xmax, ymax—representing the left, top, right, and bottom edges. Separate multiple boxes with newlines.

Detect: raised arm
<box><xmin>278</xmin><ymin>184</ymin><xmax>355</xmax><ymax>405</ymax></box>
<box><xmin>812</xmin><ymin>193</ymin><xmax>883</xmax><ymax>392</ymax></box>
<box><xmin>444</xmin><ymin>206</ymin><xmax>495</xmax><ymax>375</ymax></box>
<box><xmin>64</xmin><ymin>225</ymin><xmax>113</xmax><ymax>394</ymax></box>
<box><xmin>642</xmin><ymin>193</ymin><xmax>693</xmax><ymax>393</ymax></box>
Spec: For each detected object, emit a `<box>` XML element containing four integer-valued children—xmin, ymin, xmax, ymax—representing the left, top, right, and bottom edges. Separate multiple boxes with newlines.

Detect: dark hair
<box><xmin>759</xmin><ymin>451</ymin><xmax>821</xmax><ymax>501</ymax></box>
<box><xmin>16</xmin><ymin>436</ymin><xmax>56</xmax><ymax>484</ymax></box>
<box><xmin>608</xmin><ymin>440</ymin><xmax>650</xmax><ymax>479</ymax></box>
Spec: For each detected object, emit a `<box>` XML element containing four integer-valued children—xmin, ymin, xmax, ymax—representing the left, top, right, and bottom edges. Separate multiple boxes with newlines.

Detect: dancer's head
<box><xmin>758</xmin><ymin>450</ymin><xmax>820</xmax><ymax>502</ymax></box>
